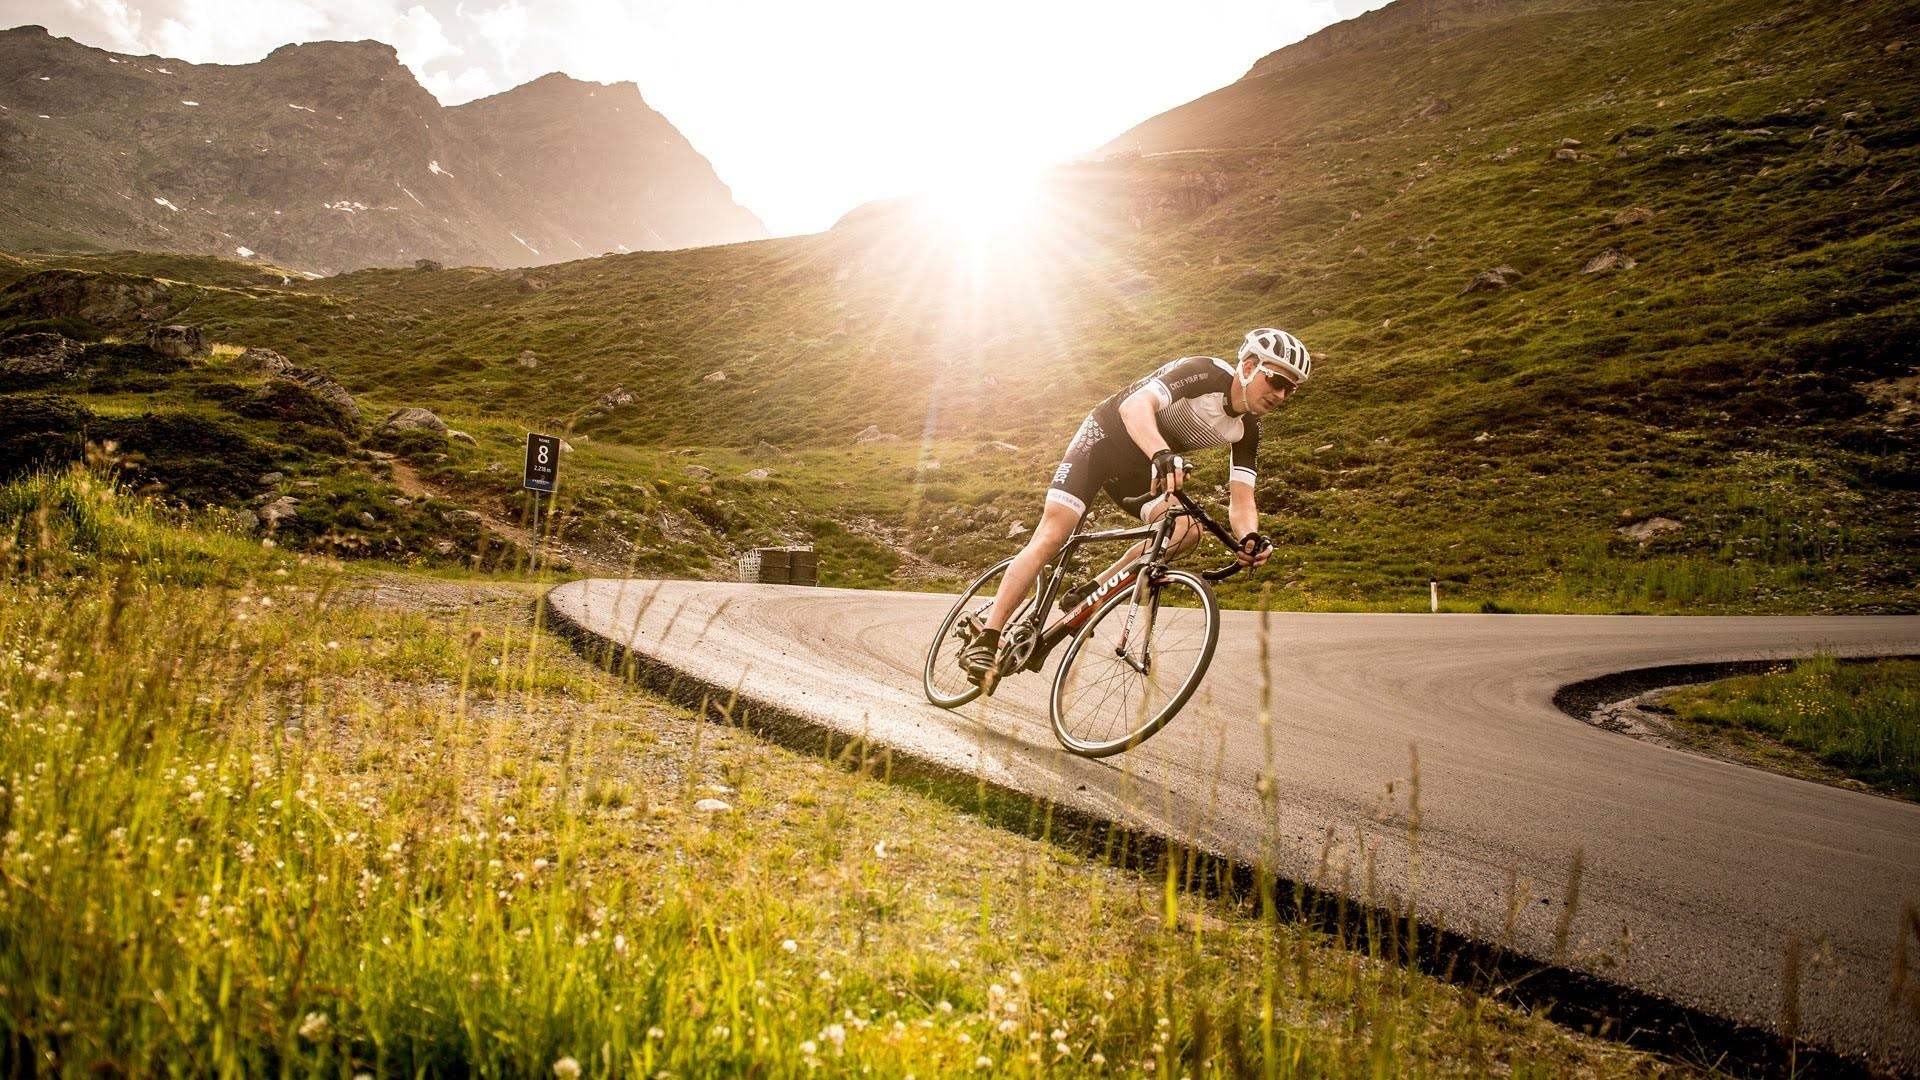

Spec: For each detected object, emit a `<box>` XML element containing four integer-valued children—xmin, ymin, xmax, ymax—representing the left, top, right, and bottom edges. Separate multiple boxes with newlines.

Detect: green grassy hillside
<box><xmin>2</xmin><ymin>0</ymin><xmax>1915</xmax><ymax>612</ymax></box>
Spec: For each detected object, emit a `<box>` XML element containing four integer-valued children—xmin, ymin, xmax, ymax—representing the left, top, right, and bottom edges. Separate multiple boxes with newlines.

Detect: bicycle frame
<box><xmin>1003</xmin><ymin>490</ymin><xmax>1237</xmax><ymax>676</ymax></box>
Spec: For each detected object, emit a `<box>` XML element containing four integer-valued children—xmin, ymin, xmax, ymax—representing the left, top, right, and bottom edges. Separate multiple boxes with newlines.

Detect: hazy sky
<box><xmin>3</xmin><ymin>0</ymin><xmax>1391</xmax><ymax>235</ymax></box>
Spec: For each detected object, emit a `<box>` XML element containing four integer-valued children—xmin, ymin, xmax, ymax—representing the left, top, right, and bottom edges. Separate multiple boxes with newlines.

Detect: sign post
<box><xmin>523</xmin><ymin>433</ymin><xmax>562</xmax><ymax>571</ymax></box>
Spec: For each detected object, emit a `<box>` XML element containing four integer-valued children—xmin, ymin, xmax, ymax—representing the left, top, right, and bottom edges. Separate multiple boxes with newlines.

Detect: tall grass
<box><xmin>1664</xmin><ymin>655</ymin><xmax>1920</xmax><ymax>799</ymax></box>
<box><xmin>0</xmin><ymin>470</ymin><xmax>1700</xmax><ymax>1076</ymax></box>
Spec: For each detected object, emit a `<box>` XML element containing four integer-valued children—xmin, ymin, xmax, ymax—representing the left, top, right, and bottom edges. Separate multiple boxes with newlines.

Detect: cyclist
<box><xmin>960</xmin><ymin>327</ymin><xmax>1312</xmax><ymax>687</ymax></box>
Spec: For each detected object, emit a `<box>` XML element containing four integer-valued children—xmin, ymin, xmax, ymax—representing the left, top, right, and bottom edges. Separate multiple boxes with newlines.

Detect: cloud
<box><xmin>418</xmin><ymin>62</ymin><xmax>498</xmax><ymax>102</ymax></box>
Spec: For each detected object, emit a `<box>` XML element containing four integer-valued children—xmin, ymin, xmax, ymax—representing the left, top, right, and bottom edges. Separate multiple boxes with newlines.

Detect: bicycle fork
<box><xmin>1107</xmin><ymin>570</ymin><xmax>1162</xmax><ymax>674</ymax></box>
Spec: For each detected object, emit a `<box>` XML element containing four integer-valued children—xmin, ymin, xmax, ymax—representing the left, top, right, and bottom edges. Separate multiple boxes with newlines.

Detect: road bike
<box><xmin>922</xmin><ymin>488</ymin><xmax>1247</xmax><ymax>757</ymax></box>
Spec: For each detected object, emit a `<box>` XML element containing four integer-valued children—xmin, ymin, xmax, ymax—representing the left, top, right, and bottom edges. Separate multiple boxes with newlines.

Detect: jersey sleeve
<box><xmin>1141</xmin><ymin>356</ymin><xmax>1232</xmax><ymax>408</ymax></box>
<box><xmin>1230</xmin><ymin>420</ymin><xmax>1260</xmax><ymax>488</ymax></box>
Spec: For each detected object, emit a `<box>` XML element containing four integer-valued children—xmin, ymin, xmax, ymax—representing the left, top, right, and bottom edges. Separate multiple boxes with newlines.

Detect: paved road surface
<box><xmin>550</xmin><ymin>578</ymin><xmax>1920</xmax><ymax>1070</ymax></box>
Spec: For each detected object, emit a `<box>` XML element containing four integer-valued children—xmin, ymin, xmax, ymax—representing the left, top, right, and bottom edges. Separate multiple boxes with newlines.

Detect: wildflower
<box><xmin>647</xmin><ymin>1027</ymin><xmax>665</xmax><ymax>1040</ymax></box>
<box><xmin>533</xmin><ymin>858</ymin><xmax>549</xmax><ymax>872</ymax></box>
<box><xmin>800</xmin><ymin>1040</ymin><xmax>818</xmax><ymax>1056</ymax></box>
<box><xmin>823</xmin><ymin>1023</ymin><xmax>846</xmax><ymax>1050</ymax></box>
<box><xmin>1092</xmin><ymin>1053</ymin><xmax>1107</xmax><ymax>1066</ymax></box>
<box><xmin>781</xmin><ymin>938</ymin><xmax>798</xmax><ymax>953</ymax></box>
<box><xmin>614</xmin><ymin>934</ymin><xmax>628</xmax><ymax>956</ymax></box>
<box><xmin>552</xmin><ymin>1057</ymin><xmax>581</xmax><ymax>1079</ymax></box>
<box><xmin>975</xmin><ymin>1056</ymin><xmax>993</xmax><ymax>1069</ymax></box>
<box><xmin>998</xmin><ymin>1019</ymin><xmax>1017</xmax><ymax>1035</ymax></box>
<box><xmin>297</xmin><ymin>1012</ymin><xmax>329</xmax><ymax>1040</ymax></box>
<box><xmin>1056</xmin><ymin>1041</ymin><xmax>1071</xmax><ymax>1056</ymax></box>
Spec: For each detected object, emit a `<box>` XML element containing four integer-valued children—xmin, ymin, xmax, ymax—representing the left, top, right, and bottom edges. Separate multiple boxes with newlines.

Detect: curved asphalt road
<box><xmin>550</xmin><ymin>578</ymin><xmax>1920</xmax><ymax>1070</ymax></box>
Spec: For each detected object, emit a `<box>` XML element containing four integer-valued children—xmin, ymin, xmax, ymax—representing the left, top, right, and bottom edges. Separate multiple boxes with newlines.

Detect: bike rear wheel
<box><xmin>1049</xmin><ymin>568</ymin><xmax>1219</xmax><ymax>756</ymax></box>
<box><xmin>923</xmin><ymin>557</ymin><xmax>1020</xmax><ymax>708</ymax></box>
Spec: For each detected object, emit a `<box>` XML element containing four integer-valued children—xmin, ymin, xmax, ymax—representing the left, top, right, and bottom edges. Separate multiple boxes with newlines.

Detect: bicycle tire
<box><xmin>1049</xmin><ymin>568</ymin><xmax>1219</xmax><ymax>756</ymax></box>
<box><xmin>923</xmin><ymin>557</ymin><xmax>1019</xmax><ymax>708</ymax></box>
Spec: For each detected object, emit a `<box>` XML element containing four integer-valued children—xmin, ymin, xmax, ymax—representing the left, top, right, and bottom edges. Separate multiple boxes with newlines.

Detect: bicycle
<box><xmin>921</xmin><ymin>487</ymin><xmax>1248</xmax><ymax>757</ymax></box>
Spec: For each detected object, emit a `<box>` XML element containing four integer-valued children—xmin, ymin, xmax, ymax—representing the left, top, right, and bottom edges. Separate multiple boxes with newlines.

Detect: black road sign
<box><xmin>523</xmin><ymin>433</ymin><xmax>562</xmax><ymax>493</ymax></box>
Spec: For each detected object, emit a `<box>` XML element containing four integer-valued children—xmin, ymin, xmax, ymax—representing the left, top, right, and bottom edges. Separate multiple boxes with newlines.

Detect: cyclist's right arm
<box><xmin>1117</xmin><ymin>387</ymin><xmax>1185</xmax><ymax>492</ymax></box>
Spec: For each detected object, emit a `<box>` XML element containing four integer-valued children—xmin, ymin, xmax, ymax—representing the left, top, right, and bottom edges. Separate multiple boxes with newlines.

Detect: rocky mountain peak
<box><xmin>0</xmin><ymin>26</ymin><xmax>766</xmax><ymax>272</ymax></box>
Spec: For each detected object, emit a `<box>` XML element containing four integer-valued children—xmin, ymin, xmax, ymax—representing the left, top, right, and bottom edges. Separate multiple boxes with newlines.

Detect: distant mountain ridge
<box><xmin>0</xmin><ymin>25</ymin><xmax>766</xmax><ymax>273</ymax></box>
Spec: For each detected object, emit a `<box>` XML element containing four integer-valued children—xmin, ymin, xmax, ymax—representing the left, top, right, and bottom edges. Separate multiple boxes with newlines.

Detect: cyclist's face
<box><xmin>1245</xmin><ymin>368</ymin><xmax>1296</xmax><ymax>413</ymax></box>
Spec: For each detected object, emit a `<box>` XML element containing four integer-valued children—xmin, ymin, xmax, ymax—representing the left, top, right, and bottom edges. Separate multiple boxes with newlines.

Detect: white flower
<box><xmin>823</xmin><ymin>1023</ymin><xmax>846</xmax><ymax>1049</ymax></box>
<box><xmin>1091</xmin><ymin>1053</ymin><xmax>1107</xmax><ymax>1066</ymax></box>
<box><xmin>998</xmin><ymin>1019</ymin><xmax>1017</xmax><ymax>1035</ymax></box>
<box><xmin>800</xmin><ymin>1040</ymin><xmax>818</xmax><ymax>1055</ymax></box>
<box><xmin>552</xmin><ymin>1057</ymin><xmax>580</xmax><ymax>1079</ymax></box>
<box><xmin>781</xmin><ymin>938</ymin><xmax>798</xmax><ymax>953</ymax></box>
<box><xmin>975</xmin><ymin>1056</ymin><xmax>993</xmax><ymax>1069</ymax></box>
<box><xmin>297</xmin><ymin>1012</ymin><xmax>329</xmax><ymax>1040</ymax></box>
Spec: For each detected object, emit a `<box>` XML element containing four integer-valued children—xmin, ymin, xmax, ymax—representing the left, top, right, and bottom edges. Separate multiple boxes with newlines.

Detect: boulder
<box><xmin>0</xmin><ymin>269</ymin><xmax>171</xmax><ymax>327</ymax></box>
<box><xmin>517</xmin><ymin>350</ymin><xmax>539</xmax><ymax>368</ymax></box>
<box><xmin>1616</xmin><ymin>516</ymin><xmax>1682</xmax><ymax>544</ymax></box>
<box><xmin>447</xmin><ymin>430</ymin><xmax>477</xmax><ymax>445</ymax></box>
<box><xmin>854</xmin><ymin>425</ymin><xmax>900</xmax><ymax>445</ymax></box>
<box><xmin>0</xmin><ymin>333</ymin><xmax>88</xmax><ymax>389</ymax></box>
<box><xmin>260</xmin><ymin>496</ymin><xmax>300</xmax><ymax>528</ymax></box>
<box><xmin>1007</xmin><ymin>521</ymin><xmax>1029</xmax><ymax>540</ymax></box>
<box><xmin>239</xmin><ymin>363</ymin><xmax>361</xmax><ymax>432</ymax></box>
<box><xmin>975</xmin><ymin>440</ymin><xmax>1021</xmax><ymax>455</ymax></box>
<box><xmin>144</xmin><ymin>325</ymin><xmax>209</xmax><ymax>358</ymax></box>
<box><xmin>703</xmin><ymin>370</ymin><xmax>727</xmax><ymax>383</ymax></box>
<box><xmin>683</xmin><ymin>464</ymin><xmax>714</xmax><ymax>480</ymax></box>
<box><xmin>598</xmin><ymin>387</ymin><xmax>635</xmax><ymax>408</ymax></box>
<box><xmin>1459</xmin><ymin>267</ymin><xmax>1518</xmax><ymax>295</ymax></box>
<box><xmin>230</xmin><ymin>347</ymin><xmax>295</xmax><ymax>375</ymax></box>
<box><xmin>744</xmin><ymin>468</ymin><xmax>772</xmax><ymax>480</ymax></box>
<box><xmin>1550</xmin><ymin>148</ymin><xmax>1584</xmax><ymax>162</ymax></box>
<box><xmin>749</xmin><ymin>440</ymin><xmax>782</xmax><ymax>459</ymax></box>
<box><xmin>1613</xmin><ymin>206</ymin><xmax>1656</xmax><ymax>226</ymax></box>
<box><xmin>1582</xmin><ymin>249</ymin><xmax>1638</xmax><ymax>274</ymax></box>
<box><xmin>381</xmin><ymin>407</ymin><xmax>448</xmax><ymax>434</ymax></box>
<box><xmin>413</xmin><ymin>259</ymin><xmax>445</xmax><ymax>271</ymax></box>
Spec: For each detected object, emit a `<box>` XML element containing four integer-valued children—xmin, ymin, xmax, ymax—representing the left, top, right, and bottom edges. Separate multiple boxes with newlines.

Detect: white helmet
<box><xmin>1238</xmin><ymin>327</ymin><xmax>1311</xmax><ymax>387</ymax></box>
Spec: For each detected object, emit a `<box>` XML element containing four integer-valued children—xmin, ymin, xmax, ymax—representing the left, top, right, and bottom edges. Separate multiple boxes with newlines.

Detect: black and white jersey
<box><xmin>1094</xmin><ymin>356</ymin><xmax>1259</xmax><ymax>488</ymax></box>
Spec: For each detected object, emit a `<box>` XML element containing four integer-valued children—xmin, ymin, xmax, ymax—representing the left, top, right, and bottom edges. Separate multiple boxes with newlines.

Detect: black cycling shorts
<box><xmin>1044</xmin><ymin>414</ymin><xmax>1159</xmax><ymax>521</ymax></box>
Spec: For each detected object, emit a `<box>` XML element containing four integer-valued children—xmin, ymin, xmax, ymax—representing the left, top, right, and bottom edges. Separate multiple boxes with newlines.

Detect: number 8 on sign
<box><xmin>524</xmin><ymin>432</ymin><xmax>561</xmax><ymax>493</ymax></box>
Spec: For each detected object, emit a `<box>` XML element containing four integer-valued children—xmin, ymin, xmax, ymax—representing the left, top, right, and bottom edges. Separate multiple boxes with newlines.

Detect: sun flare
<box><xmin>915</xmin><ymin>165</ymin><xmax>1047</xmax><ymax>245</ymax></box>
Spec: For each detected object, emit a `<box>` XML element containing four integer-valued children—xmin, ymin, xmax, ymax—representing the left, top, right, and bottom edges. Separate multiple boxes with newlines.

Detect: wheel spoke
<box><xmin>1049</xmin><ymin>571</ymin><xmax>1219</xmax><ymax>756</ymax></box>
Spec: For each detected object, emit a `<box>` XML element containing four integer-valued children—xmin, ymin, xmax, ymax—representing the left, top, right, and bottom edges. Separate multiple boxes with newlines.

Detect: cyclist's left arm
<box><xmin>1228</xmin><ymin>426</ymin><xmax>1272</xmax><ymax>567</ymax></box>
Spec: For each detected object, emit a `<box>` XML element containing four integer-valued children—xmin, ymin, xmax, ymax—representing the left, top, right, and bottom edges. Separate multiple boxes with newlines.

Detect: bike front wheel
<box><xmin>1049</xmin><ymin>569</ymin><xmax>1219</xmax><ymax>756</ymax></box>
<box><xmin>923</xmin><ymin>557</ymin><xmax>1019</xmax><ymax>708</ymax></box>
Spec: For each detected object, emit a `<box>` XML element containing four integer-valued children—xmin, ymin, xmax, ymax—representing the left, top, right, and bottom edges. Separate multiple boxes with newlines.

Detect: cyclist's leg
<box><xmin>1080</xmin><ymin>471</ymin><xmax>1200</xmax><ymax>586</ymax></box>
<box><xmin>982</xmin><ymin>497</ymin><xmax>1080</xmax><ymax>632</ymax></box>
<box><xmin>981</xmin><ymin>418</ymin><xmax>1103</xmax><ymax>632</ymax></box>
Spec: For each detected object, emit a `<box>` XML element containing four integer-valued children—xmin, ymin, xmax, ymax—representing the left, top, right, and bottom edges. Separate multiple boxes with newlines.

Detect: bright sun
<box><xmin>915</xmin><ymin>164</ymin><xmax>1046</xmax><ymax>246</ymax></box>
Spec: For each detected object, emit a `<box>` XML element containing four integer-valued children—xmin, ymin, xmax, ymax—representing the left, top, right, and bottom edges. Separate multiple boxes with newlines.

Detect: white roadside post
<box><xmin>523</xmin><ymin>432</ymin><xmax>562</xmax><ymax>573</ymax></box>
<box><xmin>1430</xmin><ymin>578</ymin><xmax>1439</xmax><ymax>613</ymax></box>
